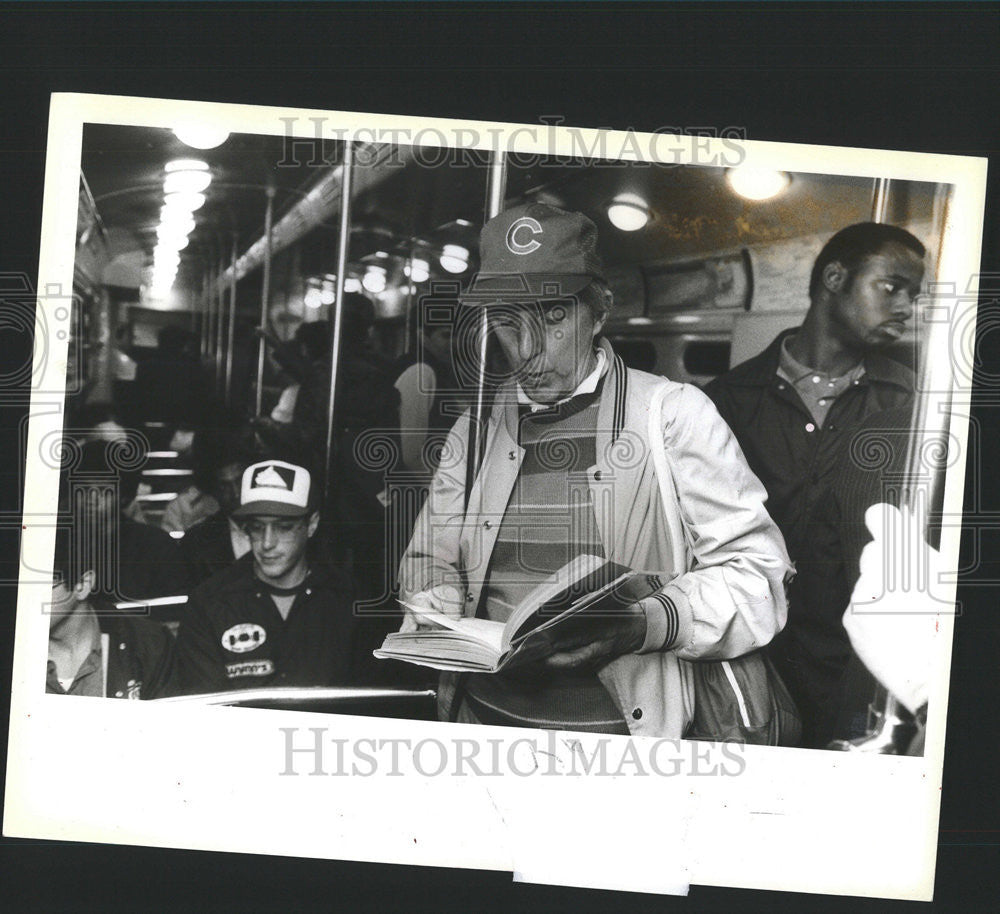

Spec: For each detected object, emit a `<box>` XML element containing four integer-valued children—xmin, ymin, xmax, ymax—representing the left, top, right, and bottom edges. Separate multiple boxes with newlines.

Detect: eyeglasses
<box><xmin>242</xmin><ymin>518</ymin><xmax>308</xmax><ymax>541</ymax></box>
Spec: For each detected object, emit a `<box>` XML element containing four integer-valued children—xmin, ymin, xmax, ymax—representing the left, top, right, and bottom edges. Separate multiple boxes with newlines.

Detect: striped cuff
<box><xmin>638</xmin><ymin>592</ymin><xmax>681</xmax><ymax>654</ymax></box>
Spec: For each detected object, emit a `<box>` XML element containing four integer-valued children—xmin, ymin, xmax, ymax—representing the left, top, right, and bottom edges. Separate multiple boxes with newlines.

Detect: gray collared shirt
<box><xmin>777</xmin><ymin>335</ymin><xmax>866</xmax><ymax>427</ymax></box>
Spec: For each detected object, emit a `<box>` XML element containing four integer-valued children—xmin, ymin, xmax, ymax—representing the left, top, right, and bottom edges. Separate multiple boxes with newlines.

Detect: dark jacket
<box><xmin>704</xmin><ymin>329</ymin><xmax>914</xmax><ymax>564</ymax></box>
<box><xmin>91</xmin><ymin>516</ymin><xmax>184</xmax><ymax>603</ymax></box>
<box><xmin>704</xmin><ymin>329</ymin><xmax>914</xmax><ymax>746</ymax></box>
<box><xmin>168</xmin><ymin>553</ymin><xmax>364</xmax><ymax>695</ymax></box>
<box><xmin>46</xmin><ymin>611</ymin><xmax>175</xmax><ymax>700</ymax></box>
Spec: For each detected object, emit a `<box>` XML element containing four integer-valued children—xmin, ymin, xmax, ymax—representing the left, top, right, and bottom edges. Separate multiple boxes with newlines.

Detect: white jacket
<box><xmin>399</xmin><ymin>339</ymin><xmax>792</xmax><ymax>737</ymax></box>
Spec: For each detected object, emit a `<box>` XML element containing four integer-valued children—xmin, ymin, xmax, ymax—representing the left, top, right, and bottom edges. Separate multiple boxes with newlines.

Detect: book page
<box><xmin>399</xmin><ymin>603</ymin><xmax>506</xmax><ymax>655</ymax></box>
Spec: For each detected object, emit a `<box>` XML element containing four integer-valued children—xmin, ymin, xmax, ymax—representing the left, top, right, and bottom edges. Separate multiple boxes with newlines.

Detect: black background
<box><xmin>2</xmin><ymin>2</ymin><xmax>998</xmax><ymax>911</ymax></box>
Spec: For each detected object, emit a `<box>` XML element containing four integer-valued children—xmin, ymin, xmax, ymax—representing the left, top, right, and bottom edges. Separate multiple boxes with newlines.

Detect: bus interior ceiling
<box><xmin>76</xmin><ymin>123</ymin><xmax>944</xmax><ymax>400</ymax></box>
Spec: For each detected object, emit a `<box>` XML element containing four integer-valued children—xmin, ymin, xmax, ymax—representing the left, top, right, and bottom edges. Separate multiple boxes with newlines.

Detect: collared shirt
<box><xmin>516</xmin><ymin>348</ymin><xmax>608</xmax><ymax>411</ymax></box>
<box><xmin>777</xmin><ymin>335</ymin><xmax>866</xmax><ymax>428</ymax></box>
<box><xmin>227</xmin><ymin>517</ymin><xmax>252</xmax><ymax>560</ymax></box>
<box><xmin>46</xmin><ymin>629</ymin><xmax>107</xmax><ymax>697</ymax></box>
<box><xmin>705</xmin><ymin>328</ymin><xmax>914</xmax><ymax>562</ymax></box>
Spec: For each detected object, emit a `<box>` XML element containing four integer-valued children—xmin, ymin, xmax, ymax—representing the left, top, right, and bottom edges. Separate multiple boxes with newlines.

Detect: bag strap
<box><xmin>647</xmin><ymin>383</ymin><xmax>692</xmax><ymax>572</ymax></box>
<box><xmin>648</xmin><ymin>383</ymin><xmax>752</xmax><ymax>727</ymax></box>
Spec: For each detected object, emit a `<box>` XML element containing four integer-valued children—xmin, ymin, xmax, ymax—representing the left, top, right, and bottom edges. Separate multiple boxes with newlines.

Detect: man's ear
<box><xmin>306</xmin><ymin>512</ymin><xmax>320</xmax><ymax>538</ymax></box>
<box><xmin>591</xmin><ymin>289</ymin><xmax>612</xmax><ymax>338</ymax></box>
<box><xmin>77</xmin><ymin>570</ymin><xmax>96</xmax><ymax>602</ymax></box>
<box><xmin>822</xmin><ymin>260</ymin><xmax>848</xmax><ymax>293</ymax></box>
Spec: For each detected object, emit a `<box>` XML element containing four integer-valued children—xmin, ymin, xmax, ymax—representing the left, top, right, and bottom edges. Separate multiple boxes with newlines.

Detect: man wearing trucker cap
<box><xmin>170</xmin><ymin>459</ymin><xmax>360</xmax><ymax>694</ymax></box>
<box><xmin>397</xmin><ymin>203</ymin><xmax>792</xmax><ymax>737</ymax></box>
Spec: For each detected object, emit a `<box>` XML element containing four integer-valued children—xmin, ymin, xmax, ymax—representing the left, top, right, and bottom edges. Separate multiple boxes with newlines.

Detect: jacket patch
<box><xmin>226</xmin><ymin>659</ymin><xmax>275</xmax><ymax>679</ymax></box>
<box><xmin>222</xmin><ymin>623</ymin><xmax>267</xmax><ymax>654</ymax></box>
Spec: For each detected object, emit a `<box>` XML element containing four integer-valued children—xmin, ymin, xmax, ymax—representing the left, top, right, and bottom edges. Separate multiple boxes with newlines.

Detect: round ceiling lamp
<box><xmin>607</xmin><ymin>193</ymin><xmax>651</xmax><ymax>232</ymax></box>
<box><xmin>362</xmin><ymin>266</ymin><xmax>387</xmax><ymax>294</ymax></box>
<box><xmin>439</xmin><ymin>244</ymin><xmax>469</xmax><ymax>274</ymax></box>
<box><xmin>404</xmin><ymin>257</ymin><xmax>430</xmax><ymax>283</ymax></box>
<box><xmin>173</xmin><ymin>124</ymin><xmax>230</xmax><ymax>150</ymax></box>
<box><xmin>727</xmin><ymin>166</ymin><xmax>791</xmax><ymax>201</ymax></box>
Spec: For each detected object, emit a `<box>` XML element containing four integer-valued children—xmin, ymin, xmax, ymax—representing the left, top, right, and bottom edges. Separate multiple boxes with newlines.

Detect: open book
<box><xmin>375</xmin><ymin>553</ymin><xmax>664</xmax><ymax>673</ymax></box>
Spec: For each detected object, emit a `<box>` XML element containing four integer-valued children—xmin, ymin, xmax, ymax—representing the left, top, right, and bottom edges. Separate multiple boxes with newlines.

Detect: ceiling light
<box><xmin>173</xmin><ymin>125</ymin><xmax>230</xmax><ymax>150</ymax></box>
<box><xmin>362</xmin><ymin>266</ymin><xmax>387</xmax><ymax>294</ymax></box>
<box><xmin>440</xmin><ymin>244</ymin><xmax>469</xmax><ymax>274</ymax></box>
<box><xmin>157</xmin><ymin>222</ymin><xmax>195</xmax><ymax>242</ymax></box>
<box><xmin>404</xmin><ymin>258</ymin><xmax>430</xmax><ymax>283</ymax></box>
<box><xmin>304</xmin><ymin>287</ymin><xmax>323</xmax><ymax>309</ymax></box>
<box><xmin>156</xmin><ymin>235</ymin><xmax>189</xmax><ymax>252</ymax></box>
<box><xmin>320</xmin><ymin>279</ymin><xmax>336</xmax><ymax>306</ymax></box>
<box><xmin>344</xmin><ymin>277</ymin><xmax>362</xmax><ymax>293</ymax></box>
<box><xmin>162</xmin><ymin>191</ymin><xmax>206</xmax><ymax>213</ymax></box>
<box><xmin>727</xmin><ymin>166</ymin><xmax>790</xmax><ymax>201</ymax></box>
<box><xmin>607</xmin><ymin>193</ymin><xmax>651</xmax><ymax>232</ymax></box>
<box><xmin>164</xmin><ymin>169</ymin><xmax>212</xmax><ymax>195</ymax></box>
<box><xmin>165</xmin><ymin>158</ymin><xmax>209</xmax><ymax>173</ymax></box>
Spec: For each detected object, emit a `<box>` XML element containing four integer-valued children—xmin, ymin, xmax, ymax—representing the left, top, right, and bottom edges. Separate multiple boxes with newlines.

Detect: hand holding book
<box><xmin>398</xmin><ymin>583</ymin><xmax>464</xmax><ymax>634</ymax></box>
<box><xmin>378</xmin><ymin>555</ymin><xmax>664</xmax><ymax>673</ymax></box>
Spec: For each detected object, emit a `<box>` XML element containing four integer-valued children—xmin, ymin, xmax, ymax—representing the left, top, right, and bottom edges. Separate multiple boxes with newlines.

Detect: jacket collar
<box><xmin>495</xmin><ymin>336</ymin><xmax>629</xmax><ymax>445</ymax></box>
<box><xmin>727</xmin><ymin>327</ymin><xmax>912</xmax><ymax>392</ymax></box>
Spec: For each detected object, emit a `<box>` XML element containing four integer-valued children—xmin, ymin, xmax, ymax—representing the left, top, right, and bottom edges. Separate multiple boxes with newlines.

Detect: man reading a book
<box><xmin>397</xmin><ymin>203</ymin><xmax>793</xmax><ymax>737</ymax></box>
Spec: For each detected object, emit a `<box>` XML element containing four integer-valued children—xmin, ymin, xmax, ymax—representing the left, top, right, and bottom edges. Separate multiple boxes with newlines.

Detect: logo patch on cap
<box><xmin>233</xmin><ymin>459</ymin><xmax>312</xmax><ymax>517</ymax></box>
<box><xmin>505</xmin><ymin>216</ymin><xmax>543</xmax><ymax>255</ymax></box>
<box><xmin>222</xmin><ymin>623</ymin><xmax>267</xmax><ymax>654</ymax></box>
<box><xmin>252</xmin><ymin>464</ymin><xmax>294</xmax><ymax>491</ymax></box>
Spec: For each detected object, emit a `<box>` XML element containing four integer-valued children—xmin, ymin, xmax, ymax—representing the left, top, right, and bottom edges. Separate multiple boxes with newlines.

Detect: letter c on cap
<box><xmin>505</xmin><ymin>216</ymin><xmax>543</xmax><ymax>255</ymax></box>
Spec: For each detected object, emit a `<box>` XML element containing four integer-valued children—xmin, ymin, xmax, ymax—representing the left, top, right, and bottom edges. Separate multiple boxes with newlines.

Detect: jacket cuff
<box><xmin>638</xmin><ymin>586</ymin><xmax>694</xmax><ymax>654</ymax></box>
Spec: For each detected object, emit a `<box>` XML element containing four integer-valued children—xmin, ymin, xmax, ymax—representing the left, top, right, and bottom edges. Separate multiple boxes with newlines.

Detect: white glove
<box><xmin>398</xmin><ymin>584</ymin><xmax>464</xmax><ymax>633</ymax></box>
<box><xmin>843</xmin><ymin>502</ymin><xmax>946</xmax><ymax>714</ymax></box>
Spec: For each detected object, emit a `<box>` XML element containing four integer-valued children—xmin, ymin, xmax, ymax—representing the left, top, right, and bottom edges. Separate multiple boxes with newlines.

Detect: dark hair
<box><xmin>294</xmin><ymin>320</ymin><xmax>330</xmax><ymax>362</ymax></box>
<box><xmin>191</xmin><ymin>420</ymin><xmax>258</xmax><ymax>492</ymax></box>
<box><xmin>809</xmin><ymin>223</ymin><xmax>925</xmax><ymax>298</ymax></box>
<box><xmin>340</xmin><ymin>292</ymin><xmax>376</xmax><ymax>343</ymax></box>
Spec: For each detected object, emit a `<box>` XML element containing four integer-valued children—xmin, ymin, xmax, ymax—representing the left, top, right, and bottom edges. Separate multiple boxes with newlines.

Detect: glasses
<box><xmin>486</xmin><ymin>299</ymin><xmax>574</xmax><ymax>333</ymax></box>
<box><xmin>242</xmin><ymin>518</ymin><xmax>308</xmax><ymax>541</ymax></box>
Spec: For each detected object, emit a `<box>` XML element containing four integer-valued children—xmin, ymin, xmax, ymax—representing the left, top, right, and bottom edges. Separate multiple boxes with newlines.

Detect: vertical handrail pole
<box><xmin>464</xmin><ymin>150</ymin><xmax>507</xmax><ymax>510</ymax></box>
<box><xmin>255</xmin><ymin>186</ymin><xmax>276</xmax><ymax>417</ymax></box>
<box><xmin>224</xmin><ymin>233</ymin><xmax>238</xmax><ymax>408</ymax></box>
<box><xmin>323</xmin><ymin>141</ymin><xmax>355</xmax><ymax>505</ymax></box>
<box><xmin>215</xmin><ymin>246</ymin><xmax>226</xmax><ymax>396</ymax></box>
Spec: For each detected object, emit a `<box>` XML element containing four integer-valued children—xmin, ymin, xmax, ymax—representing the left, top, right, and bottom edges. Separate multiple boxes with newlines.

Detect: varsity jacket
<box><xmin>398</xmin><ymin>338</ymin><xmax>792</xmax><ymax>737</ymax></box>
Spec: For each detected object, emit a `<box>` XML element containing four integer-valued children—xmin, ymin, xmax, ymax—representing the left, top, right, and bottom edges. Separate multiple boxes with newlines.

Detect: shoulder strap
<box><xmin>647</xmin><ymin>382</ymin><xmax>692</xmax><ymax>572</ymax></box>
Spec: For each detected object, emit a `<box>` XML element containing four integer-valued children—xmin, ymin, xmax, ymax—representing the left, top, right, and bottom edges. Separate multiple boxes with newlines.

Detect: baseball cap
<box><xmin>462</xmin><ymin>203</ymin><xmax>607</xmax><ymax>304</ymax></box>
<box><xmin>231</xmin><ymin>460</ymin><xmax>313</xmax><ymax>518</ymax></box>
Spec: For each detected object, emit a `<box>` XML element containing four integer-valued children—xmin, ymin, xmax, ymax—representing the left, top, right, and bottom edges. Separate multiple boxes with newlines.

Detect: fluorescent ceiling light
<box><xmin>165</xmin><ymin>158</ymin><xmax>209</xmax><ymax>173</ymax></box>
<box><xmin>164</xmin><ymin>170</ymin><xmax>212</xmax><ymax>195</ymax></box>
<box><xmin>162</xmin><ymin>192</ymin><xmax>206</xmax><ymax>213</ymax></box>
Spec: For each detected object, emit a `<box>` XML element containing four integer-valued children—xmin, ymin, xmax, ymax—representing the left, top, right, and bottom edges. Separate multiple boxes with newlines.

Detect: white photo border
<box><xmin>4</xmin><ymin>92</ymin><xmax>989</xmax><ymax>901</ymax></box>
